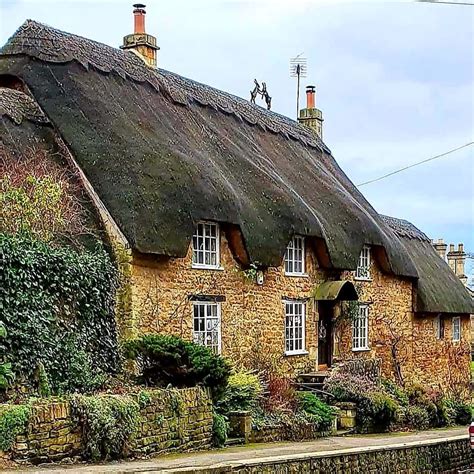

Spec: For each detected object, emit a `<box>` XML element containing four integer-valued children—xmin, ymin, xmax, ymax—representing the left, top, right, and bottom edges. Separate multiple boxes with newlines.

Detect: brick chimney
<box><xmin>120</xmin><ymin>4</ymin><xmax>159</xmax><ymax>68</ymax></box>
<box><xmin>432</xmin><ymin>238</ymin><xmax>448</xmax><ymax>260</ymax></box>
<box><xmin>447</xmin><ymin>243</ymin><xmax>468</xmax><ymax>285</ymax></box>
<box><xmin>298</xmin><ymin>85</ymin><xmax>324</xmax><ymax>139</ymax></box>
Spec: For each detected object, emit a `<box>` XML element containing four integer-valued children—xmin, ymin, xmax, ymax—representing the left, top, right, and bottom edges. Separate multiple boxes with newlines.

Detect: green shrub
<box><xmin>220</xmin><ymin>370</ymin><xmax>263</xmax><ymax>413</ymax></box>
<box><xmin>0</xmin><ymin>234</ymin><xmax>119</xmax><ymax>394</ymax></box>
<box><xmin>0</xmin><ymin>404</ymin><xmax>31</xmax><ymax>451</ymax></box>
<box><xmin>324</xmin><ymin>372</ymin><xmax>399</xmax><ymax>432</ymax></box>
<box><xmin>397</xmin><ymin>405</ymin><xmax>431</xmax><ymax>431</ymax></box>
<box><xmin>382</xmin><ymin>379</ymin><xmax>409</xmax><ymax>407</ymax></box>
<box><xmin>296</xmin><ymin>391</ymin><xmax>336</xmax><ymax>431</ymax></box>
<box><xmin>71</xmin><ymin>394</ymin><xmax>140</xmax><ymax>461</ymax></box>
<box><xmin>123</xmin><ymin>334</ymin><xmax>231</xmax><ymax>402</ymax></box>
<box><xmin>212</xmin><ymin>411</ymin><xmax>228</xmax><ymax>447</ymax></box>
<box><xmin>440</xmin><ymin>399</ymin><xmax>472</xmax><ymax>426</ymax></box>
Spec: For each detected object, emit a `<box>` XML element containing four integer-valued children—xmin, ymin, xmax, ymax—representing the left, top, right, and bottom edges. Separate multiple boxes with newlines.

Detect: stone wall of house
<box><xmin>130</xmin><ymin>232</ymin><xmax>328</xmax><ymax>375</ymax></box>
<box><xmin>4</xmin><ymin>387</ymin><xmax>212</xmax><ymax>465</ymax></box>
<box><xmin>336</xmin><ymin>259</ymin><xmax>471</xmax><ymax>395</ymax></box>
<box><xmin>127</xmin><ymin>231</ymin><xmax>471</xmax><ymax>393</ymax></box>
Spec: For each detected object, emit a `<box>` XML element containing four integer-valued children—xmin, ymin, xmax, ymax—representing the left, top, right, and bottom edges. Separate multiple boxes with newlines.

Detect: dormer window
<box><xmin>285</xmin><ymin>236</ymin><xmax>305</xmax><ymax>276</ymax></box>
<box><xmin>192</xmin><ymin>222</ymin><xmax>220</xmax><ymax>269</ymax></box>
<box><xmin>355</xmin><ymin>245</ymin><xmax>371</xmax><ymax>280</ymax></box>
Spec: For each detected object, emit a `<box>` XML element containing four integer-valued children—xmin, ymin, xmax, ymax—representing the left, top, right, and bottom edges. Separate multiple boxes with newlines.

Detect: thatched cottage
<box><xmin>1</xmin><ymin>10</ymin><xmax>472</xmax><ymax>394</ymax></box>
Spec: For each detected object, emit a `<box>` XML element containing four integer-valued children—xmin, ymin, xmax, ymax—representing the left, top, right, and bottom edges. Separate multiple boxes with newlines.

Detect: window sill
<box><xmin>284</xmin><ymin>350</ymin><xmax>309</xmax><ymax>357</ymax></box>
<box><xmin>352</xmin><ymin>347</ymin><xmax>370</xmax><ymax>352</ymax></box>
<box><xmin>354</xmin><ymin>277</ymin><xmax>372</xmax><ymax>282</ymax></box>
<box><xmin>192</xmin><ymin>265</ymin><xmax>224</xmax><ymax>271</ymax></box>
<box><xmin>285</xmin><ymin>273</ymin><xmax>309</xmax><ymax>278</ymax></box>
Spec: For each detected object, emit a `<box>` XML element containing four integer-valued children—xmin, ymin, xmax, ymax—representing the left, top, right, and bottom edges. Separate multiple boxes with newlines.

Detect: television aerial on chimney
<box><xmin>290</xmin><ymin>53</ymin><xmax>307</xmax><ymax>119</ymax></box>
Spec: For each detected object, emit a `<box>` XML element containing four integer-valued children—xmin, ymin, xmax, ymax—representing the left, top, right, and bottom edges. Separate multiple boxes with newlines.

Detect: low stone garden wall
<box><xmin>1</xmin><ymin>387</ymin><xmax>213</xmax><ymax>465</ymax></box>
<box><xmin>228</xmin><ymin>411</ymin><xmax>337</xmax><ymax>444</ymax></box>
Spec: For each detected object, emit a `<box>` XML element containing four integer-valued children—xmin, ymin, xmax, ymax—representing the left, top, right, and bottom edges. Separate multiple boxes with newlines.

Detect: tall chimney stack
<box><xmin>447</xmin><ymin>242</ymin><xmax>468</xmax><ymax>285</ymax></box>
<box><xmin>432</xmin><ymin>238</ymin><xmax>447</xmax><ymax>260</ymax></box>
<box><xmin>298</xmin><ymin>85</ymin><xmax>324</xmax><ymax>139</ymax></box>
<box><xmin>121</xmin><ymin>4</ymin><xmax>159</xmax><ymax>68</ymax></box>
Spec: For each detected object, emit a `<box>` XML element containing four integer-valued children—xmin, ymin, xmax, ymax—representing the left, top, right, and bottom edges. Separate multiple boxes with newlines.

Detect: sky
<box><xmin>1</xmin><ymin>0</ymin><xmax>473</xmax><ymax>281</ymax></box>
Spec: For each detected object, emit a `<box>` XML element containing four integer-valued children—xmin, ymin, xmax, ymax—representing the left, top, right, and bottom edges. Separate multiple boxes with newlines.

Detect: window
<box><xmin>284</xmin><ymin>301</ymin><xmax>306</xmax><ymax>354</ymax></box>
<box><xmin>355</xmin><ymin>246</ymin><xmax>371</xmax><ymax>280</ymax></box>
<box><xmin>352</xmin><ymin>304</ymin><xmax>369</xmax><ymax>350</ymax></box>
<box><xmin>284</xmin><ymin>236</ymin><xmax>305</xmax><ymax>275</ymax></box>
<box><xmin>435</xmin><ymin>314</ymin><xmax>444</xmax><ymax>339</ymax></box>
<box><xmin>192</xmin><ymin>222</ymin><xmax>220</xmax><ymax>269</ymax></box>
<box><xmin>452</xmin><ymin>316</ymin><xmax>461</xmax><ymax>342</ymax></box>
<box><xmin>193</xmin><ymin>301</ymin><xmax>221</xmax><ymax>354</ymax></box>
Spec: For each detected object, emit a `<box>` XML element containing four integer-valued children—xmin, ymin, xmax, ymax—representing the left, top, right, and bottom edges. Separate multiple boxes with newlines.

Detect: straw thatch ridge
<box><xmin>381</xmin><ymin>215</ymin><xmax>474</xmax><ymax>314</ymax></box>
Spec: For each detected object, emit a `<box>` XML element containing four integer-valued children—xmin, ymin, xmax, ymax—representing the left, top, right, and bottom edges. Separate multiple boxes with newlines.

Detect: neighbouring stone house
<box><xmin>0</xmin><ymin>8</ymin><xmax>473</xmax><ymax>395</ymax></box>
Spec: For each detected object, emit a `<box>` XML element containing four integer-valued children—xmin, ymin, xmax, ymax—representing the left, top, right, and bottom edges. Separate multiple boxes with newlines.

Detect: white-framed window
<box><xmin>284</xmin><ymin>236</ymin><xmax>305</xmax><ymax>275</ymax></box>
<box><xmin>284</xmin><ymin>300</ymin><xmax>306</xmax><ymax>355</ymax></box>
<box><xmin>435</xmin><ymin>314</ymin><xmax>445</xmax><ymax>339</ymax></box>
<box><xmin>192</xmin><ymin>301</ymin><xmax>221</xmax><ymax>354</ymax></box>
<box><xmin>452</xmin><ymin>316</ymin><xmax>461</xmax><ymax>342</ymax></box>
<box><xmin>352</xmin><ymin>304</ymin><xmax>369</xmax><ymax>351</ymax></box>
<box><xmin>192</xmin><ymin>221</ymin><xmax>220</xmax><ymax>269</ymax></box>
<box><xmin>355</xmin><ymin>246</ymin><xmax>371</xmax><ymax>280</ymax></box>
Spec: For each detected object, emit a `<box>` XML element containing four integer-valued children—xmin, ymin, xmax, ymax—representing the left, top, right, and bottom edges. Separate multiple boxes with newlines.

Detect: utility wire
<box><xmin>357</xmin><ymin>141</ymin><xmax>474</xmax><ymax>187</ymax></box>
<box><xmin>416</xmin><ymin>1</ymin><xmax>474</xmax><ymax>5</ymax></box>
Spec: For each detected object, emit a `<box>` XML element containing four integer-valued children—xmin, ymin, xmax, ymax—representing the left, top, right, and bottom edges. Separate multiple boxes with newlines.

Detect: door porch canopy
<box><xmin>313</xmin><ymin>280</ymin><xmax>358</xmax><ymax>301</ymax></box>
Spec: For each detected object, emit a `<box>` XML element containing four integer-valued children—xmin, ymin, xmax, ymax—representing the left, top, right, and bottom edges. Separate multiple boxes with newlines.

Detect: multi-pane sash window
<box><xmin>193</xmin><ymin>302</ymin><xmax>221</xmax><ymax>354</ymax></box>
<box><xmin>192</xmin><ymin>222</ymin><xmax>220</xmax><ymax>269</ymax></box>
<box><xmin>284</xmin><ymin>301</ymin><xmax>306</xmax><ymax>354</ymax></box>
<box><xmin>285</xmin><ymin>236</ymin><xmax>305</xmax><ymax>275</ymax></box>
<box><xmin>452</xmin><ymin>316</ymin><xmax>461</xmax><ymax>342</ymax></box>
<box><xmin>355</xmin><ymin>246</ymin><xmax>371</xmax><ymax>280</ymax></box>
<box><xmin>352</xmin><ymin>304</ymin><xmax>369</xmax><ymax>350</ymax></box>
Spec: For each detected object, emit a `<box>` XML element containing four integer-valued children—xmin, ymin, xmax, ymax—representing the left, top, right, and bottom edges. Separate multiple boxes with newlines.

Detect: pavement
<box><xmin>5</xmin><ymin>426</ymin><xmax>468</xmax><ymax>473</ymax></box>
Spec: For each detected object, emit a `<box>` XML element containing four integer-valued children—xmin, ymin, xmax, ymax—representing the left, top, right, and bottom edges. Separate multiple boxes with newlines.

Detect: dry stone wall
<box><xmin>2</xmin><ymin>387</ymin><xmax>212</xmax><ymax>465</ymax></box>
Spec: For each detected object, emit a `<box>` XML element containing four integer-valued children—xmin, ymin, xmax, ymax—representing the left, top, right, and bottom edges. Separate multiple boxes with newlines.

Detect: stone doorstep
<box><xmin>156</xmin><ymin>434</ymin><xmax>470</xmax><ymax>473</ymax></box>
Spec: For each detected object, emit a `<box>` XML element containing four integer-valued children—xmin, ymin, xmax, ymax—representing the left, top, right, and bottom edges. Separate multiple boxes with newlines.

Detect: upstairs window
<box><xmin>192</xmin><ymin>222</ymin><xmax>220</xmax><ymax>269</ymax></box>
<box><xmin>284</xmin><ymin>300</ymin><xmax>306</xmax><ymax>355</ymax></box>
<box><xmin>193</xmin><ymin>301</ymin><xmax>221</xmax><ymax>354</ymax></box>
<box><xmin>355</xmin><ymin>246</ymin><xmax>371</xmax><ymax>280</ymax></box>
<box><xmin>352</xmin><ymin>304</ymin><xmax>369</xmax><ymax>351</ymax></box>
<box><xmin>285</xmin><ymin>236</ymin><xmax>305</xmax><ymax>275</ymax></box>
<box><xmin>452</xmin><ymin>316</ymin><xmax>461</xmax><ymax>342</ymax></box>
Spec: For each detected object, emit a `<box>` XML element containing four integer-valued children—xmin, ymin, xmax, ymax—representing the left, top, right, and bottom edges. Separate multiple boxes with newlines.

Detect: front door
<box><xmin>318</xmin><ymin>302</ymin><xmax>333</xmax><ymax>369</ymax></box>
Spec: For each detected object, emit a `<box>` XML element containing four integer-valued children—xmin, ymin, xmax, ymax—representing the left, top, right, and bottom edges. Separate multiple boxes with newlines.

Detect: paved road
<box><xmin>6</xmin><ymin>426</ymin><xmax>468</xmax><ymax>473</ymax></box>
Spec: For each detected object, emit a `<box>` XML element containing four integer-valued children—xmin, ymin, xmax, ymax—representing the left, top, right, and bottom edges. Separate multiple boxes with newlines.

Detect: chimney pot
<box><xmin>449</xmin><ymin>243</ymin><xmax>455</xmax><ymax>252</ymax></box>
<box><xmin>306</xmin><ymin>85</ymin><xmax>316</xmax><ymax>109</ymax></box>
<box><xmin>133</xmin><ymin>3</ymin><xmax>146</xmax><ymax>34</ymax></box>
<box><xmin>458</xmin><ymin>243</ymin><xmax>464</xmax><ymax>252</ymax></box>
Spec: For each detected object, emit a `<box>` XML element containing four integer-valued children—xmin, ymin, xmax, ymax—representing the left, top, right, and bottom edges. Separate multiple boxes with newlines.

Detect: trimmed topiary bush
<box><xmin>0</xmin><ymin>404</ymin><xmax>31</xmax><ymax>451</ymax></box>
<box><xmin>212</xmin><ymin>411</ymin><xmax>228</xmax><ymax>447</ymax></box>
<box><xmin>123</xmin><ymin>334</ymin><xmax>231</xmax><ymax>402</ymax></box>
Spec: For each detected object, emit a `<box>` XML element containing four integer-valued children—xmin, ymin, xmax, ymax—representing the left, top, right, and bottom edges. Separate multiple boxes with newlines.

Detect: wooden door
<box><xmin>318</xmin><ymin>302</ymin><xmax>333</xmax><ymax>369</ymax></box>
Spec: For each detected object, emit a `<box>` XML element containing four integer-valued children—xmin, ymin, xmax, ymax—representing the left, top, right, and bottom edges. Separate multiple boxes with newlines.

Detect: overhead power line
<box><xmin>416</xmin><ymin>1</ymin><xmax>474</xmax><ymax>5</ymax></box>
<box><xmin>357</xmin><ymin>141</ymin><xmax>474</xmax><ymax>187</ymax></box>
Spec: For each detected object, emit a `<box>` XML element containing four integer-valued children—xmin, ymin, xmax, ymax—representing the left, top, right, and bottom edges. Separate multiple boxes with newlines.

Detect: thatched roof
<box><xmin>0</xmin><ymin>20</ymin><xmax>419</xmax><ymax>275</ymax></box>
<box><xmin>382</xmin><ymin>216</ymin><xmax>474</xmax><ymax>314</ymax></box>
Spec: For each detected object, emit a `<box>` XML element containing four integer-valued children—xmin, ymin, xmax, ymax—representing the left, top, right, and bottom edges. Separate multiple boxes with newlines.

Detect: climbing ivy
<box><xmin>0</xmin><ymin>233</ymin><xmax>120</xmax><ymax>393</ymax></box>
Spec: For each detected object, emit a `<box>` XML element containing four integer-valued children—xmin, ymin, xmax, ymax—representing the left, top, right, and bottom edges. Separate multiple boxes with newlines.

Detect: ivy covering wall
<box><xmin>0</xmin><ymin>233</ymin><xmax>120</xmax><ymax>393</ymax></box>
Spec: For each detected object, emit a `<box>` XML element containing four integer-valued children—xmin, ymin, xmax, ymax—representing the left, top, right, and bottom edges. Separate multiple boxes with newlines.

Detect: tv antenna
<box><xmin>290</xmin><ymin>53</ymin><xmax>307</xmax><ymax>119</ymax></box>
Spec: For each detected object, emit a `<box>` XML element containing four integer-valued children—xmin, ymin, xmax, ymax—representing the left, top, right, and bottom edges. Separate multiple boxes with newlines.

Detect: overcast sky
<box><xmin>1</xmin><ymin>0</ymin><xmax>473</xmax><ymax>279</ymax></box>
